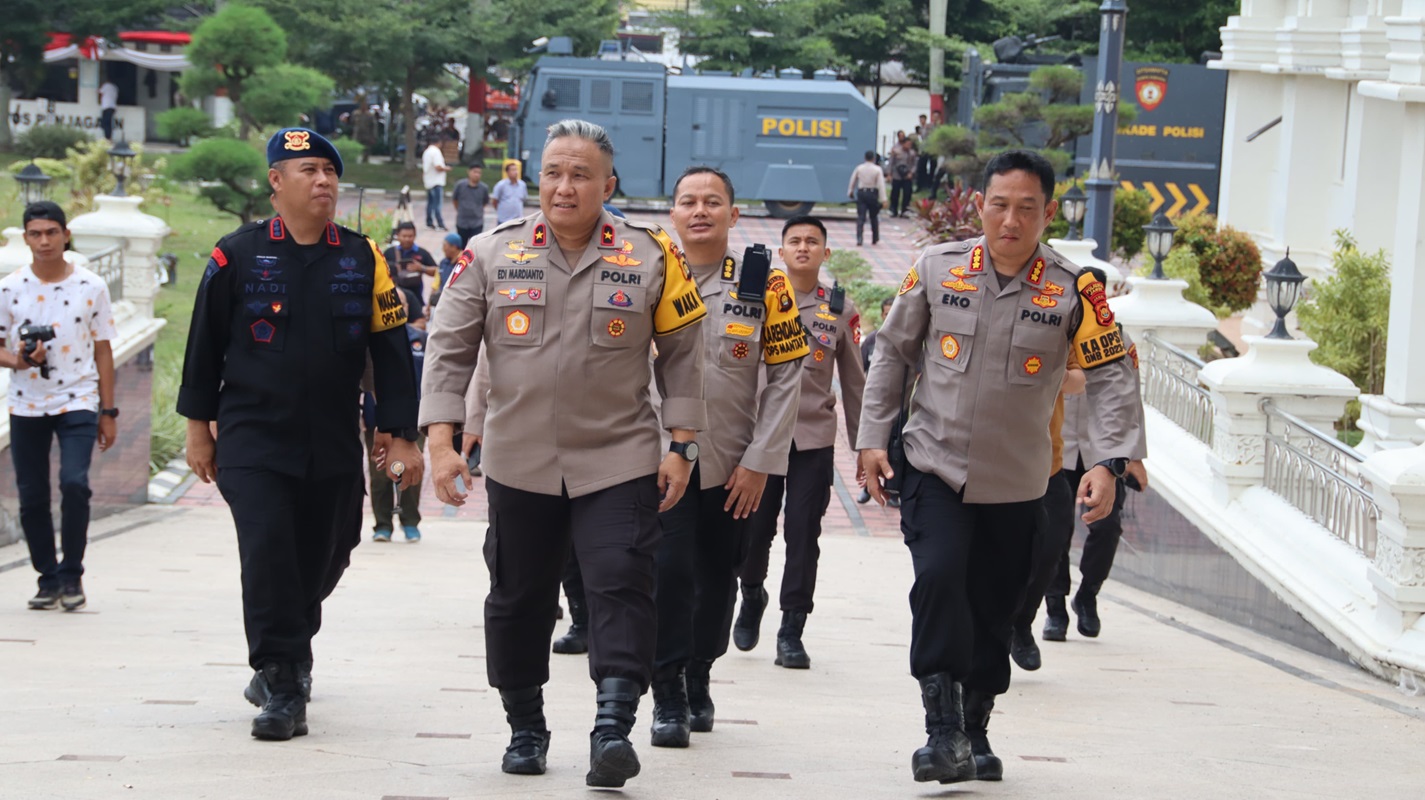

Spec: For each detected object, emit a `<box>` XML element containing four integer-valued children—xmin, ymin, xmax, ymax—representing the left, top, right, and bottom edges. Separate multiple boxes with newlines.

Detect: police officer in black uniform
<box><xmin>178</xmin><ymin>128</ymin><xmax>423</xmax><ymax>741</ymax></box>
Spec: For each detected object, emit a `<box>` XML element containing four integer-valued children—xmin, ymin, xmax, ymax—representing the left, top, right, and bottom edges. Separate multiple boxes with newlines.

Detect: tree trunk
<box><xmin>402</xmin><ymin>66</ymin><xmax>417</xmax><ymax>171</ymax></box>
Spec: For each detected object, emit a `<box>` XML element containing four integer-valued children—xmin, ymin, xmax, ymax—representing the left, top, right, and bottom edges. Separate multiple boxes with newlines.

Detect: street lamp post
<box><xmin>1263</xmin><ymin>250</ymin><xmax>1306</xmax><ymax>340</ymax></box>
<box><xmin>1084</xmin><ymin>0</ymin><xmax>1129</xmax><ymax>261</ymax></box>
<box><xmin>1142</xmin><ymin>211</ymin><xmax>1177</xmax><ymax>280</ymax></box>
<box><xmin>14</xmin><ymin>162</ymin><xmax>52</xmax><ymax>206</ymax></box>
<box><xmin>108</xmin><ymin>137</ymin><xmax>137</xmax><ymax>197</ymax></box>
<box><xmin>1060</xmin><ymin>185</ymin><xmax>1087</xmax><ymax>240</ymax></box>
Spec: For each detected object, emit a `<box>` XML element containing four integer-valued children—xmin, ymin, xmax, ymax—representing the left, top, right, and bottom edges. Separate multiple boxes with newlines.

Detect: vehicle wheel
<box><xmin>764</xmin><ymin>200</ymin><xmax>814</xmax><ymax>218</ymax></box>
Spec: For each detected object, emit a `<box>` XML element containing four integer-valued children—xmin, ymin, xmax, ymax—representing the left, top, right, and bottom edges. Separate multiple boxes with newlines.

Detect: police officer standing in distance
<box><xmin>735</xmin><ymin>216</ymin><xmax>865</xmax><ymax>668</ymax></box>
<box><xmin>648</xmin><ymin>168</ymin><xmax>808</xmax><ymax>749</ymax></box>
<box><xmin>420</xmin><ymin>120</ymin><xmax>707</xmax><ymax>788</ymax></box>
<box><xmin>858</xmin><ymin>150</ymin><xmax>1141</xmax><ymax>785</ymax></box>
<box><xmin>178</xmin><ymin>128</ymin><xmax>423</xmax><ymax>741</ymax></box>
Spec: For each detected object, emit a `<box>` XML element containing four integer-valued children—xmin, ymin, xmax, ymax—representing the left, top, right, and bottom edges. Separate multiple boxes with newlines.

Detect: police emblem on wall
<box><xmin>1135</xmin><ymin>66</ymin><xmax>1170</xmax><ymax>112</ymax></box>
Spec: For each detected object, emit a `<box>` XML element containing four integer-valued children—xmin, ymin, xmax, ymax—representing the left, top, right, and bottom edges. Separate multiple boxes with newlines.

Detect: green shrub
<box><xmin>329</xmin><ymin>136</ymin><xmax>366</xmax><ymax>170</ymax></box>
<box><xmin>842</xmin><ymin>279</ymin><xmax>897</xmax><ymax>331</ymax></box>
<box><xmin>155</xmin><ymin>107</ymin><xmax>213</xmax><ymax>145</ymax></box>
<box><xmin>1297</xmin><ymin>231</ymin><xmax>1390</xmax><ymax>399</ymax></box>
<box><xmin>1043</xmin><ymin>179</ymin><xmax>1151</xmax><ymax>259</ymax></box>
<box><xmin>1139</xmin><ymin>246</ymin><xmax>1233</xmax><ymax>318</ymax></box>
<box><xmin>171</xmin><ymin>138</ymin><xmax>269</xmax><ymax>222</ymax></box>
<box><xmin>1170</xmin><ymin>213</ymin><xmax>1262</xmax><ymax>313</ymax></box>
<box><xmin>826</xmin><ymin>249</ymin><xmax>873</xmax><ymax>284</ymax></box>
<box><xmin>15</xmin><ymin>124</ymin><xmax>91</xmax><ymax>160</ymax></box>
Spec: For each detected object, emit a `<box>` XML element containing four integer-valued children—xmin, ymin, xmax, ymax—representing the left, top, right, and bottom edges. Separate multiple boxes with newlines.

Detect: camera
<box><xmin>18</xmin><ymin>323</ymin><xmax>55</xmax><ymax>379</ymax></box>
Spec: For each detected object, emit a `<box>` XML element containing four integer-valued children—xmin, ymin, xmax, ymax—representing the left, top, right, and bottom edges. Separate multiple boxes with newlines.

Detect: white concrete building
<box><xmin>1213</xmin><ymin>1</ymin><xmax>1425</xmax><ymax>451</ymax></box>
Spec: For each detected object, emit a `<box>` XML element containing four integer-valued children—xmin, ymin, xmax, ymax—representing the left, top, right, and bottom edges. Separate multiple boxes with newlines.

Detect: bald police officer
<box><xmin>420</xmin><ymin>120</ymin><xmax>707</xmax><ymax>788</ymax></box>
<box><xmin>858</xmin><ymin>150</ymin><xmax>1141</xmax><ymax>785</ymax></box>
<box><xmin>649</xmin><ymin>167</ymin><xmax>808</xmax><ymax>749</ymax></box>
<box><xmin>179</xmin><ymin>128</ymin><xmax>423</xmax><ymax>741</ymax></box>
<box><xmin>735</xmin><ymin>215</ymin><xmax>865</xmax><ymax>668</ymax></box>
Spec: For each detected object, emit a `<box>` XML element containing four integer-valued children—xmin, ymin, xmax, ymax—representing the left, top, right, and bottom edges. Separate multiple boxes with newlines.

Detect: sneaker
<box><xmin>402</xmin><ymin>525</ymin><xmax>422</xmax><ymax>543</ymax></box>
<box><xmin>373</xmin><ymin>528</ymin><xmax>393</xmax><ymax>542</ymax></box>
<box><xmin>60</xmin><ymin>582</ymin><xmax>86</xmax><ymax>611</ymax></box>
<box><xmin>28</xmin><ymin>587</ymin><xmax>60</xmax><ymax>610</ymax></box>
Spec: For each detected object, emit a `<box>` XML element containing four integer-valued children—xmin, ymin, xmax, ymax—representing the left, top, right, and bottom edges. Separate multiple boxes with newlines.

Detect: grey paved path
<box><xmin>3</xmin><ymin>504</ymin><xmax>1424</xmax><ymax>799</ymax></box>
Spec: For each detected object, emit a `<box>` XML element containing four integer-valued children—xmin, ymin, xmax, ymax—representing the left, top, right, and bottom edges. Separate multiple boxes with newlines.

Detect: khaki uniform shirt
<box><xmin>794</xmin><ymin>282</ymin><xmax>866</xmax><ymax>451</ymax></box>
<box><xmin>420</xmin><ymin>210</ymin><xmax>708</xmax><ymax>498</ymax></box>
<box><xmin>1063</xmin><ymin>330</ymin><xmax>1148</xmax><ymax>469</ymax></box>
<box><xmin>848</xmin><ymin>162</ymin><xmax>887</xmax><ymax>205</ymax></box>
<box><xmin>673</xmin><ymin>249</ymin><xmax>809</xmax><ymax>489</ymax></box>
<box><xmin>857</xmin><ymin>238</ymin><xmax>1141</xmax><ymax>504</ymax></box>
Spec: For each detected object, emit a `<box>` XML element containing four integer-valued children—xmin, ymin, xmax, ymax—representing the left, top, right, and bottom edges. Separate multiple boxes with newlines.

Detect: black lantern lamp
<box><xmin>1143</xmin><ymin>211</ymin><xmax>1177</xmax><ymax>280</ymax></box>
<box><xmin>1263</xmin><ymin>249</ymin><xmax>1306</xmax><ymax>340</ymax></box>
<box><xmin>109</xmin><ymin>136</ymin><xmax>137</xmax><ymax>197</ymax></box>
<box><xmin>14</xmin><ymin>162</ymin><xmax>52</xmax><ymax>205</ymax></box>
<box><xmin>1060</xmin><ymin>185</ymin><xmax>1087</xmax><ymax>240</ymax></box>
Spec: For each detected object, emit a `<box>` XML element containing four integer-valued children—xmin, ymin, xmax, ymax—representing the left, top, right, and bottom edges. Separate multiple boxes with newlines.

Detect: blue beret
<box><xmin>267</xmin><ymin>127</ymin><xmax>343</xmax><ymax>177</ymax></box>
<box><xmin>444</xmin><ymin>232</ymin><xmax>464</xmax><ymax>247</ymax></box>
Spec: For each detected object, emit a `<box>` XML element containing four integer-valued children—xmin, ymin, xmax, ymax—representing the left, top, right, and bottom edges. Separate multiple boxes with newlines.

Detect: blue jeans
<box><xmin>9</xmin><ymin>411</ymin><xmax>99</xmax><ymax>590</ymax></box>
<box><xmin>425</xmin><ymin>185</ymin><xmax>445</xmax><ymax>228</ymax></box>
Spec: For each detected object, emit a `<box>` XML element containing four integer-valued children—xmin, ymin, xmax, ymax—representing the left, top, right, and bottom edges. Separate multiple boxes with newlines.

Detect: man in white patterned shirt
<box><xmin>0</xmin><ymin>202</ymin><xmax>118</xmax><ymax>612</ymax></box>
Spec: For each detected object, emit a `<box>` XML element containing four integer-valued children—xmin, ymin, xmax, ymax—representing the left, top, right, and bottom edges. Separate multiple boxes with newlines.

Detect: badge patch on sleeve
<box><xmin>1070</xmin><ymin>272</ymin><xmax>1126</xmax><ymax>369</ymax></box>
<box><xmin>899</xmin><ymin>266</ymin><xmax>920</xmax><ymax>296</ymax></box>
<box><xmin>368</xmin><ymin>238</ymin><xmax>407</xmax><ymax>332</ymax></box>
<box><xmin>651</xmin><ymin>228</ymin><xmax>707</xmax><ymax>334</ymax></box>
<box><xmin>761</xmin><ymin>269</ymin><xmax>810</xmax><ymax>365</ymax></box>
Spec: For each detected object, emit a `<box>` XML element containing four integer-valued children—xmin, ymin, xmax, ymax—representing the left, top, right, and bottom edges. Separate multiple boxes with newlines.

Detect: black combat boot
<box><xmin>1073</xmin><ymin>590</ymin><xmax>1101</xmax><ymax>638</ymax></box>
<box><xmin>732</xmin><ymin>582</ymin><xmax>769</xmax><ymax>652</ymax></box>
<box><xmin>685</xmin><ymin>659</ymin><xmax>714</xmax><ymax>732</ymax></box>
<box><xmin>1042</xmin><ymin>595</ymin><xmax>1069</xmax><ymax>642</ymax></box>
<box><xmin>910</xmin><ymin>673</ymin><xmax>976</xmax><ymax>784</ymax></box>
<box><xmin>500</xmin><ymin>686</ymin><xmax>551</xmax><ymax>775</ymax></box>
<box><xmin>250</xmin><ymin>660</ymin><xmax>313</xmax><ymax>706</ymax></box>
<box><xmin>649</xmin><ymin>666</ymin><xmax>691</xmax><ymax>748</ymax></box>
<box><xmin>250</xmin><ymin>662</ymin><xmax>308</xmax><ymax>741</ymax></box>
<box><xmin>586</xmin><ymin>677</ymin><xmax>642</xmax><ymax>788</ymax></box>
<box><xmin>552</xmin><ymin>596</ymin><xmax>589</xmax><ymax>655</ymax></box>
<box><xmin>1010</xmin><ymin>624</ymin><xmax>1042</xmax><ymax>671</ymax></box>
<box><xmin>774</xmin><ymin>610</ymin><xmax>810</xmax><ymax>669</ymax></box>
<box><xmin>962</xmin><ymin>688</ymin><xmax>1003</xmax><ymax>781</ymax></box>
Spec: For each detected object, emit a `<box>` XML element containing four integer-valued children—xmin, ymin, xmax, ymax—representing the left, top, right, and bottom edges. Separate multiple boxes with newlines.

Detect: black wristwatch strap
<box><xmin>1096</xmin><ymin>458</ymin><xmax>1127</xmax><ymax>478</ymax></box>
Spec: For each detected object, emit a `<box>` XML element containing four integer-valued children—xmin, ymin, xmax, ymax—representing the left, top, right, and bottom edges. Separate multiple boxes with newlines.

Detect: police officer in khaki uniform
<box><xmin>419</xmin><ymin>120</ymin><xmax>707</xmax><ymax>789</ymax></box>
<box><xmin>735</xmin><ymin>215</ymin><xmax>866</xmax><ymax>668</ymax></box>
<box><xmin>1038</xmin><ymin>335</ymin><xmax>1148</xmax><ymax>642</ymax></box>
<box><xmin>649</xmin><ymin>167</ymin><xmax>808</xmax><ymax>749</ymax></box>
<box><xmin>858</xmin><ymin>151</ymin><xmax>1141</xmax><ymax>785</ymax></box>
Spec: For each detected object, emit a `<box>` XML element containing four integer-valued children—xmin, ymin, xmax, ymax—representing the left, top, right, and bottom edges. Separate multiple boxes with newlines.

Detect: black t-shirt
<box><xmin>384</xmin><ymin>244</ymin><xmax>436</xmax><ymax>298</ymax></box>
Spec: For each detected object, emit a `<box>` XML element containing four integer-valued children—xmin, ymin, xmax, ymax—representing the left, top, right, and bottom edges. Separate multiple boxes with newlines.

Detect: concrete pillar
<box><xmin>1276</xmin><ymin>0</ymin><xmax>1352</xmax><ymax>71</ymax></box>
<box><xmin>1220</xmin><ymin>0</ymin><xmax>1292</xmax><ymax>68</ymax></box>
<box><xmin>67</xmin><ymin>195</ymin><xmax>170</xmax><ymax>321</ymax></box>
<box><xmin>1357</xmin><ymin>8</ymin><xmax>1425</xmax><ymax>447</ymax></box>
<box><xmin>1108</xmin><ymin>276</ymin><xmax>1219</xmax><ymax>353</ymax></box>
<box><xmin>1330</xmin><ymin>95</ymin><xmax>1403</xmax><ymax>255</ymax></box>
<box><xmin>1336</xmin><ymin>0</ymin><xmax>1401</xmax><ymax>76</ymax></box>
<box><xmin>1199</xmin><ymin>336</ymin><xmax>1359</xmax><ymax>503</ymax></box>
<box><xmin>1215</xmin><ymin>71</ymin><xmax>1282</xmax><ymax>244</ymax></box>
<box><xmin>1264</xmin><ymin>75</ymin><xmax>1351</xmax><ymax>277</ymax></box>
<box><xmin>1359</xmin><ymin>429</ymin><xmax>1425</xmax><ymax>632</ymax></box>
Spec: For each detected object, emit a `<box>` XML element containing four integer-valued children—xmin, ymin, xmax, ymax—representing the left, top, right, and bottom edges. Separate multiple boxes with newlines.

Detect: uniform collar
<box><xmin>267</xmin><ymin>217</ymin><xmax>342</xmax><ymax>246</ymax></box>
<box><xmin>799</xmin><ymin>281</ymin><xmax>831</xmax><ymax>310</ymax></box>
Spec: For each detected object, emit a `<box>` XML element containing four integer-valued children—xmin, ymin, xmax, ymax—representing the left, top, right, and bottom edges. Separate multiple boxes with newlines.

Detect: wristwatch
<box><xmin>100</xmin><ymin>408</ymin><xmax>120</xmax><ymax>418</ymax></box>
<box><xmin>1096</xmin><ymin>458</ymin><xmax>1128</xmax><ymax>479</ymax></box>
<box><xmin>669</xmin><ymin>441</ymin><xmax>699</xmax><ymax>462</ymax></box>
<box><xmin>387</xmin><ymin>427</ymin><xmax>420</xmax><ymax>443</ymax></box>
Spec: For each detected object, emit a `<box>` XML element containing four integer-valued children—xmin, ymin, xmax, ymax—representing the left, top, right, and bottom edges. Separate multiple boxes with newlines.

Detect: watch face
<box><xmin>683</xmin><ymin>442</ymin><xmax>699</xmax><ymax>462</ymax></box>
